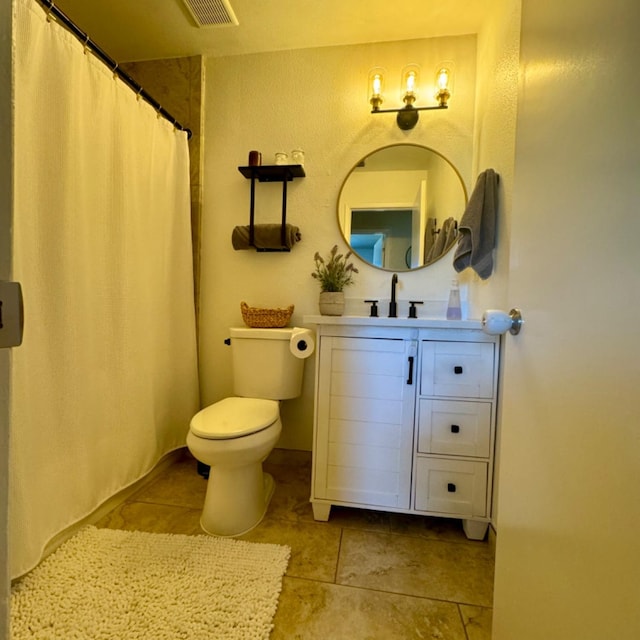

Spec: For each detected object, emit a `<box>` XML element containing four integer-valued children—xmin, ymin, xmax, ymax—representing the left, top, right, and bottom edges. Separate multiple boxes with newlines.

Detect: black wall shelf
<box><xmin>238</xmin><ymin>164</ymin><xmax>306</xmax><ymax>252</ymax></box>
<box><xmin>238</xmin><ymin>164</ymin><xmax>306</xmax><ymax>182</ymax></box>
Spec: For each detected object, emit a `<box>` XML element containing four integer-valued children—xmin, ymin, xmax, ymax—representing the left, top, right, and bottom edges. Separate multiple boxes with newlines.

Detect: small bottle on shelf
<box><xmin>446</xmin><ymin>279</ymin><xmax>462</xmax><ymax>320</ymax></box>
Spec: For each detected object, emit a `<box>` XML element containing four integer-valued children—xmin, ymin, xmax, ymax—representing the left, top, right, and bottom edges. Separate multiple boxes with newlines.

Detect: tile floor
<box><xmin>95</xmin><ymin>448</ymin><xmax>494</xmax><ymax>639</ymax></box>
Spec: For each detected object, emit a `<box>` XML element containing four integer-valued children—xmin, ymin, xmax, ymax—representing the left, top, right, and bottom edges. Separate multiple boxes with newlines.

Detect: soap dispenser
<box><xmin>446</xmin><ymin>279</ymin><xmax>462</xmax><ymax>320</ymax></box>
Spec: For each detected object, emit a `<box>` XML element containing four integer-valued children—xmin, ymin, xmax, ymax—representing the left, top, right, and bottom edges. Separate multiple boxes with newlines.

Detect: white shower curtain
<box><xmin>10</xmin><ymin>0</ymin><xmax>200</xmax><ymax>578</ymax></box>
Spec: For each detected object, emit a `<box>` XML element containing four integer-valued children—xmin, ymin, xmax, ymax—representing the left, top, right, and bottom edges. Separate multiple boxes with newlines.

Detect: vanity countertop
<box><xmin>303</xmin><ymin>314</ymin><xmax>483</xmax><ymax>330</ymax></box>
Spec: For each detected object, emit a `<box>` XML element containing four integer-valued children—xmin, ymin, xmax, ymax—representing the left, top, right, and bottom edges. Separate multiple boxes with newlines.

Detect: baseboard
<box><xmin>488</xmin><ymin>522</ymin><xmax>497</xmax><ymax>555</ymax></box>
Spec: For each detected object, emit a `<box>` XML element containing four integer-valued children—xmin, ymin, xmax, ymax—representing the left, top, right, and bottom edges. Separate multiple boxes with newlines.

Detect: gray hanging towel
<box><xmin>441</xmin><ymin>216</ymin><xmax>459</xmax><ymax>254</ymax></box>
<box><xmin>232</xmin><ymin>223</ymin><xmax>302</xmax><ymax>250</ymax></box>
<box><xmin>423</xmin><ymin>217</ymin><xmax>437</xmax><ymax>263</ymax></box>
<box><xmin>427</xmin><ymin>217</ymin><xmax>458</xmax><ymax>263</ymax></box>
<box><xmin>453</xmin><ymin>169</ymin><xmax>499</xmax><ymax>279</ymax></box>
<box><xmin>426</xmin><ymin>221</ymin><xmax>444</xmax><ymax>263</ymax></box>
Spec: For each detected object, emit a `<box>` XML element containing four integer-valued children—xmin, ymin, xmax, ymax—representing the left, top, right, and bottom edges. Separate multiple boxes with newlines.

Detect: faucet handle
<box><xmin>408</xmin><ymin>300</ymin><xmax>424</xmax><ymax>319</ymax></box>
<box><xmin>364</xmin><ymin>299</ymin><xmax>379</xmax><ymax>317</ymax></box>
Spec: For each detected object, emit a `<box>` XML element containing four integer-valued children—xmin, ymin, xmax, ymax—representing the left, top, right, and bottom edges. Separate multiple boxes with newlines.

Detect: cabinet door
<box><xmin>420</xmin><ymin>341</ymin><xmax>495</xmax><ymax>398</ymax></box>
<box><xmin>314</xmin><ymin>336</ymin><xmax>416</xmax><ymax>509</ymax></box>
<box><xmin>417</xmin><ymin>399</ymin><xmax>492</xmax><ymax>457</ymax></box>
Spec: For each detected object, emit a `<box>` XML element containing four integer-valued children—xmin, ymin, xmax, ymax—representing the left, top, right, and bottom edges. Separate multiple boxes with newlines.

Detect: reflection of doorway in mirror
<box><xmin>351</xmin><ymin>208</ymin><xmax>412</xmax><ymax>270</ymax></box>
<box><xmin>341</xmin><ymin>172</ymin><xmax>428</xmax><ymax>270</ymax></box>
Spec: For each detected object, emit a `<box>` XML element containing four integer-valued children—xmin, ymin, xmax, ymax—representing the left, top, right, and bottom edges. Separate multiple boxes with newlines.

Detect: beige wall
<box><xmin>472</xmin><ymin>0</ymin><xmax>521</xmax><ymax>314</ymax></box>
<box><xmin>200</xmin><ymin>36</ymin><xmax>478</xmax><ymax>450</ymax></box>
<box><xmin>472</xmin><ymin>0</ymin><xmax>522</xmax><ymax>526</ymax></box>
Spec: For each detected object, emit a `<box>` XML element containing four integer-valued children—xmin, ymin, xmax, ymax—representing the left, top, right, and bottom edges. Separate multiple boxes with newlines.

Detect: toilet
<box><xmin>186</xmin><ymin>326</ymin><xmax>312</xmax><ymax>537</ymax></box>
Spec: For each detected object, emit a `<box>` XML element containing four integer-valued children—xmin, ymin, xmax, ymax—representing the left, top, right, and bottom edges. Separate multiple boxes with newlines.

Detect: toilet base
<box><xmin>200</xmin><ymin>467</ymin><xmax>276</xmax><ymax>537</ymax></box>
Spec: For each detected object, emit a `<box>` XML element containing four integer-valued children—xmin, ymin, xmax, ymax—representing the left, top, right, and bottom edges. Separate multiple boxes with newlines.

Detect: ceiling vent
<box><xmin>180</xmin><ymin>0</ymin><xmax>239</xmax><ymax>27</ymax></box>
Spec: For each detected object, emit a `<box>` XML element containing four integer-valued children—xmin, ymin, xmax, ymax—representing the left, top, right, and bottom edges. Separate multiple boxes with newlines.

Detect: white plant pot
<box><xmin>319</xmin><ymin>291</ymin><xmax>345</xmax><ymax>316</ymax></box>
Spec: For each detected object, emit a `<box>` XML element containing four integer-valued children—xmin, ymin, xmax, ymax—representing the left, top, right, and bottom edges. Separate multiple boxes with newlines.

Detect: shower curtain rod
<box><xmin>36</xmin><ymin>0</ymin><xmax>193</xmax><ymax>139</ymax></box>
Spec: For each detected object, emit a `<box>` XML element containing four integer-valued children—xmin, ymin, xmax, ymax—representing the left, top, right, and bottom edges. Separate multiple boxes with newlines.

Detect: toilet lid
<box><xmin>190</xmin><ymin>397</ymin><xmax>279</xmax><ymax>440</ymax></box>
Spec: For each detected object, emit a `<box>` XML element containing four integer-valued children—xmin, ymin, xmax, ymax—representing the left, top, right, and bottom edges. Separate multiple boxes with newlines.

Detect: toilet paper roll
<box><xmin>290</xmin><ymin>328</ymin><xmax>315</xmax><ymax>359</ymax></box>
<box><xmin>481</xmin><ymin>310</ymin><xmax>513</xmax><ymax>335</ymax></box>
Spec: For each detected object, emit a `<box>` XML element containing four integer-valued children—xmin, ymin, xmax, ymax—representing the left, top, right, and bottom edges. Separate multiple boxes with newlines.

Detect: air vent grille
<box><xmin>181</xmin><ymin>0</ymin><xmax>239</xmax><ymax>27</ymax></box>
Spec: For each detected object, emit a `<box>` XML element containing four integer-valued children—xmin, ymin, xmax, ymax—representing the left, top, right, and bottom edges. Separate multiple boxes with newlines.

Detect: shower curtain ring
<box><xmin>46</xmin><ymin>2</ymin><xmax>55</xmax><ymax>22</ymax></box>
<box><xmin>82</xmin><ymin>34</ymin><xmax>90</xmax><ymax>55</ymax></box>
<box><xmin>112</xmin><ymin>61</ymin><xmax>119</xmax><ymax>79</ymax></box>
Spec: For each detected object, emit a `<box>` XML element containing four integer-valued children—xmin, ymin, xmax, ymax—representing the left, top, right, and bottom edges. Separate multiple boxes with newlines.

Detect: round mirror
<box><xmin>337</xmin><ymin>144</ymin><xmax>467</xmax><ymax>271</ymax></box>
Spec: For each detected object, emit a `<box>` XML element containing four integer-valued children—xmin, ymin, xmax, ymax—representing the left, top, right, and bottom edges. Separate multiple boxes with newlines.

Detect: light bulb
<box><xmin>401</xmin><ymin>64</ymin><xmax>420</xmax><ymax>105</ymax></box>
<box><xmin>368</xmin><ymin>67</ymin><xmax>385</xmax><ymax>111</ymax></box>
<box><xmin>436</xmin><ymin>68</ymin><xmax>450</xmax><ymax>91</ymax></box>
<box><xmin>372</xmin><ymin>73</ymin><xmax>383</xmax><ymax>96</ymax></box>
<box><xmin>434</xmin><ymin>66</ymin><xmax>452</xmax><ymax>107</ymax></box>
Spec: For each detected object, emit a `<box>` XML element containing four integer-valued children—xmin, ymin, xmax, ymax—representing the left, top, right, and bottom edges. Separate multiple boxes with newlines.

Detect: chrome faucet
<box><xmin>389</xmin><ymin>273</ymin><xmax>398</xmax><ymax>317</ymax></box>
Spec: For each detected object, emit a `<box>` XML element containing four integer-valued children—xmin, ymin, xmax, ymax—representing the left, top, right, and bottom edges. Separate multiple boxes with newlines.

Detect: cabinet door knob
<box><xmin>447</xmin><ymin>483</ymin><xmax>457</xmax><ymax>493</ymax></box>
<box><xmin>451</xmin><ymin>424</ymin><xmax>460</xmax><ymax>433</ymax></box>
<box><xmin>454</xmin><ymin>365</ymin><xmax>463</xmax><ymax>374</ymax></box>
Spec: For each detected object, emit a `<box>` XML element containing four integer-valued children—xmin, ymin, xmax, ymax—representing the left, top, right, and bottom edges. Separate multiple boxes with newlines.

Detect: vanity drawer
<box><xmin>417</xmin><ymin>399</ymin><xmax>492</xmax><ymax>457</ymax></box>
<box><xmin>414</xmin><ymin>458</ymin><xmax>487</xmax><ymax>516</ymax></box>
<box><xmin>420</xmin><ymin>341</ymin><xmax>494</xmax><ymax>398</ymax></box>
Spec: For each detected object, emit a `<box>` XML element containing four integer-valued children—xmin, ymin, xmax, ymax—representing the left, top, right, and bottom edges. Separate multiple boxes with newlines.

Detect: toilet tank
<box><xmin>229</xmin><ymin>327</ymin><xmax>305</xmax><ymax>400</ymax></box>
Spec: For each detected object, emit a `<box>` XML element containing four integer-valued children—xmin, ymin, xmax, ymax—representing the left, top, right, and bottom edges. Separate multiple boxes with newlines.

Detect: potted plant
<box><xmin>311</xmin><ymin>245</ymin><xmax>358</xmax><ymax>315</ymax></box>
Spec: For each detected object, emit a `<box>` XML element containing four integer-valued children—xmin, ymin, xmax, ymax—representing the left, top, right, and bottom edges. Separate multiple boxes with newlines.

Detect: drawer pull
<box><xmin>447</xmin><ymin>483</ymin><xmax>457</xmax><ymax>493</ymax></box>
<box><xmin>451</xmin><ymin>424</ymin><xmax>460</xmax><ymax>433</ymax></box>
<box><xmin>454</xmin><ymin>365</ymin><xmax>463</xmax><ymax>374</ymax></box>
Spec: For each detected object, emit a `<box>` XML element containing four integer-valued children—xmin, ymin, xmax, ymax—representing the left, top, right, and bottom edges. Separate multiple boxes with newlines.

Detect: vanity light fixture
<box><xmin>369</xmin><ymin>63</ymin><xmax>452</xmax><ymax>130</ymax></box>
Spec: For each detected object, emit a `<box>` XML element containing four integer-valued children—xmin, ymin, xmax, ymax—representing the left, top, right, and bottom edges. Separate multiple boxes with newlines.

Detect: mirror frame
<box><xmin>337</xmin><ymin>143</ymin><xmax>468</xmax><ymax>272</ymax></box>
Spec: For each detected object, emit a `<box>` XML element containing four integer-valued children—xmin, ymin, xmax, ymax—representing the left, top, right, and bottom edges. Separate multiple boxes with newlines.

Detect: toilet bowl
<box><xmin>187</xmin><ymin>326</ymin><xmax>313</xmax><ymax>537</ymax></box>
<box><xmin>187</xmin><ymin>396</ymin><xmax>282</xmax><ymax>536</ymax></box>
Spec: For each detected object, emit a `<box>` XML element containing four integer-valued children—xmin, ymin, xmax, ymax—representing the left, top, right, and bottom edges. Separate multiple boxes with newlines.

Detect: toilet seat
<box><xmin>190</xmin><ymin>397</ymin><xmax>279</xmax><ymax>440</ymax></box>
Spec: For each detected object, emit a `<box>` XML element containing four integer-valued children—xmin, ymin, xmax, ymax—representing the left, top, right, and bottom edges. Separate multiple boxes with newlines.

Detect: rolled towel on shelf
<box><xmin>232</xmin><ymin>223</ymin><xmax>302</xmax><ymax>251</ymax></box>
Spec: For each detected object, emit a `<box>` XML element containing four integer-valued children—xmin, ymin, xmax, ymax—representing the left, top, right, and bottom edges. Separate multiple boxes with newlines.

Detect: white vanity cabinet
<box><xmin>306</xmin><ymin>316</ymin><xmax>500</xmax><ymax>540</ymax></box>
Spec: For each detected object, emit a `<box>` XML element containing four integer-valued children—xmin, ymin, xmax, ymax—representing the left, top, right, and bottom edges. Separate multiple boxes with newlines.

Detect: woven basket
<box><xmin>240</xmin><ymin>302</ymin><xmax>294</xmax><ymax>328</ymax></box>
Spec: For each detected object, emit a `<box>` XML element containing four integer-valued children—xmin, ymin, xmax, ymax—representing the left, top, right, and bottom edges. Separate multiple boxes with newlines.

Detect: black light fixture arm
<box><xmin>371</xmin><ymin>105</ymin><xmax>448</xmax><ymax>114</ymax></box>
<box><xmin>371</xmin><ymin>104</ymin><xmax>448</xmax><ymax>131</ymax></box>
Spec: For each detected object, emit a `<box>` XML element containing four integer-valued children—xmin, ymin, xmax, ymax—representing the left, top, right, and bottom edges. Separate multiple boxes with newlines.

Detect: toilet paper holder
<box><xmin>481</xmin><ymin>308</ymin><xmax>523</xmax><ymax>336</ymax></box>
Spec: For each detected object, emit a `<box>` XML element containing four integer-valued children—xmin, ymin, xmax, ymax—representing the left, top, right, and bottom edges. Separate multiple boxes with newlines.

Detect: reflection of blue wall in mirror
<box><xmin>351</xmin><ymin>209</ymin><xmax>412</xmax><ymax>271</ymax></box>
<box><xmin>350</xmin><ymin>233</ymin><xmax>384</xmax><ymax>267</ymax></box>
<box><xmin>337</xmin><ymin>144</ymin><xmax>468</xmax><ymax>272</ymax></box>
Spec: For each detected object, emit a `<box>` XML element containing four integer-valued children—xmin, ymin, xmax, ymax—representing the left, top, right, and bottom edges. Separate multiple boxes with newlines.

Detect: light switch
<box><xmin>0</xmin><ymin>281</ymin><xmax>24</xmax><ymax>348</ymax></box>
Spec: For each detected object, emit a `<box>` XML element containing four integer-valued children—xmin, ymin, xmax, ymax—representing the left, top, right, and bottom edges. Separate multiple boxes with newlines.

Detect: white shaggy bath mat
<box><xmin>11</xmin><ymin>526</ymin><xmax>290</xmax><ymax>639</ymax></box>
